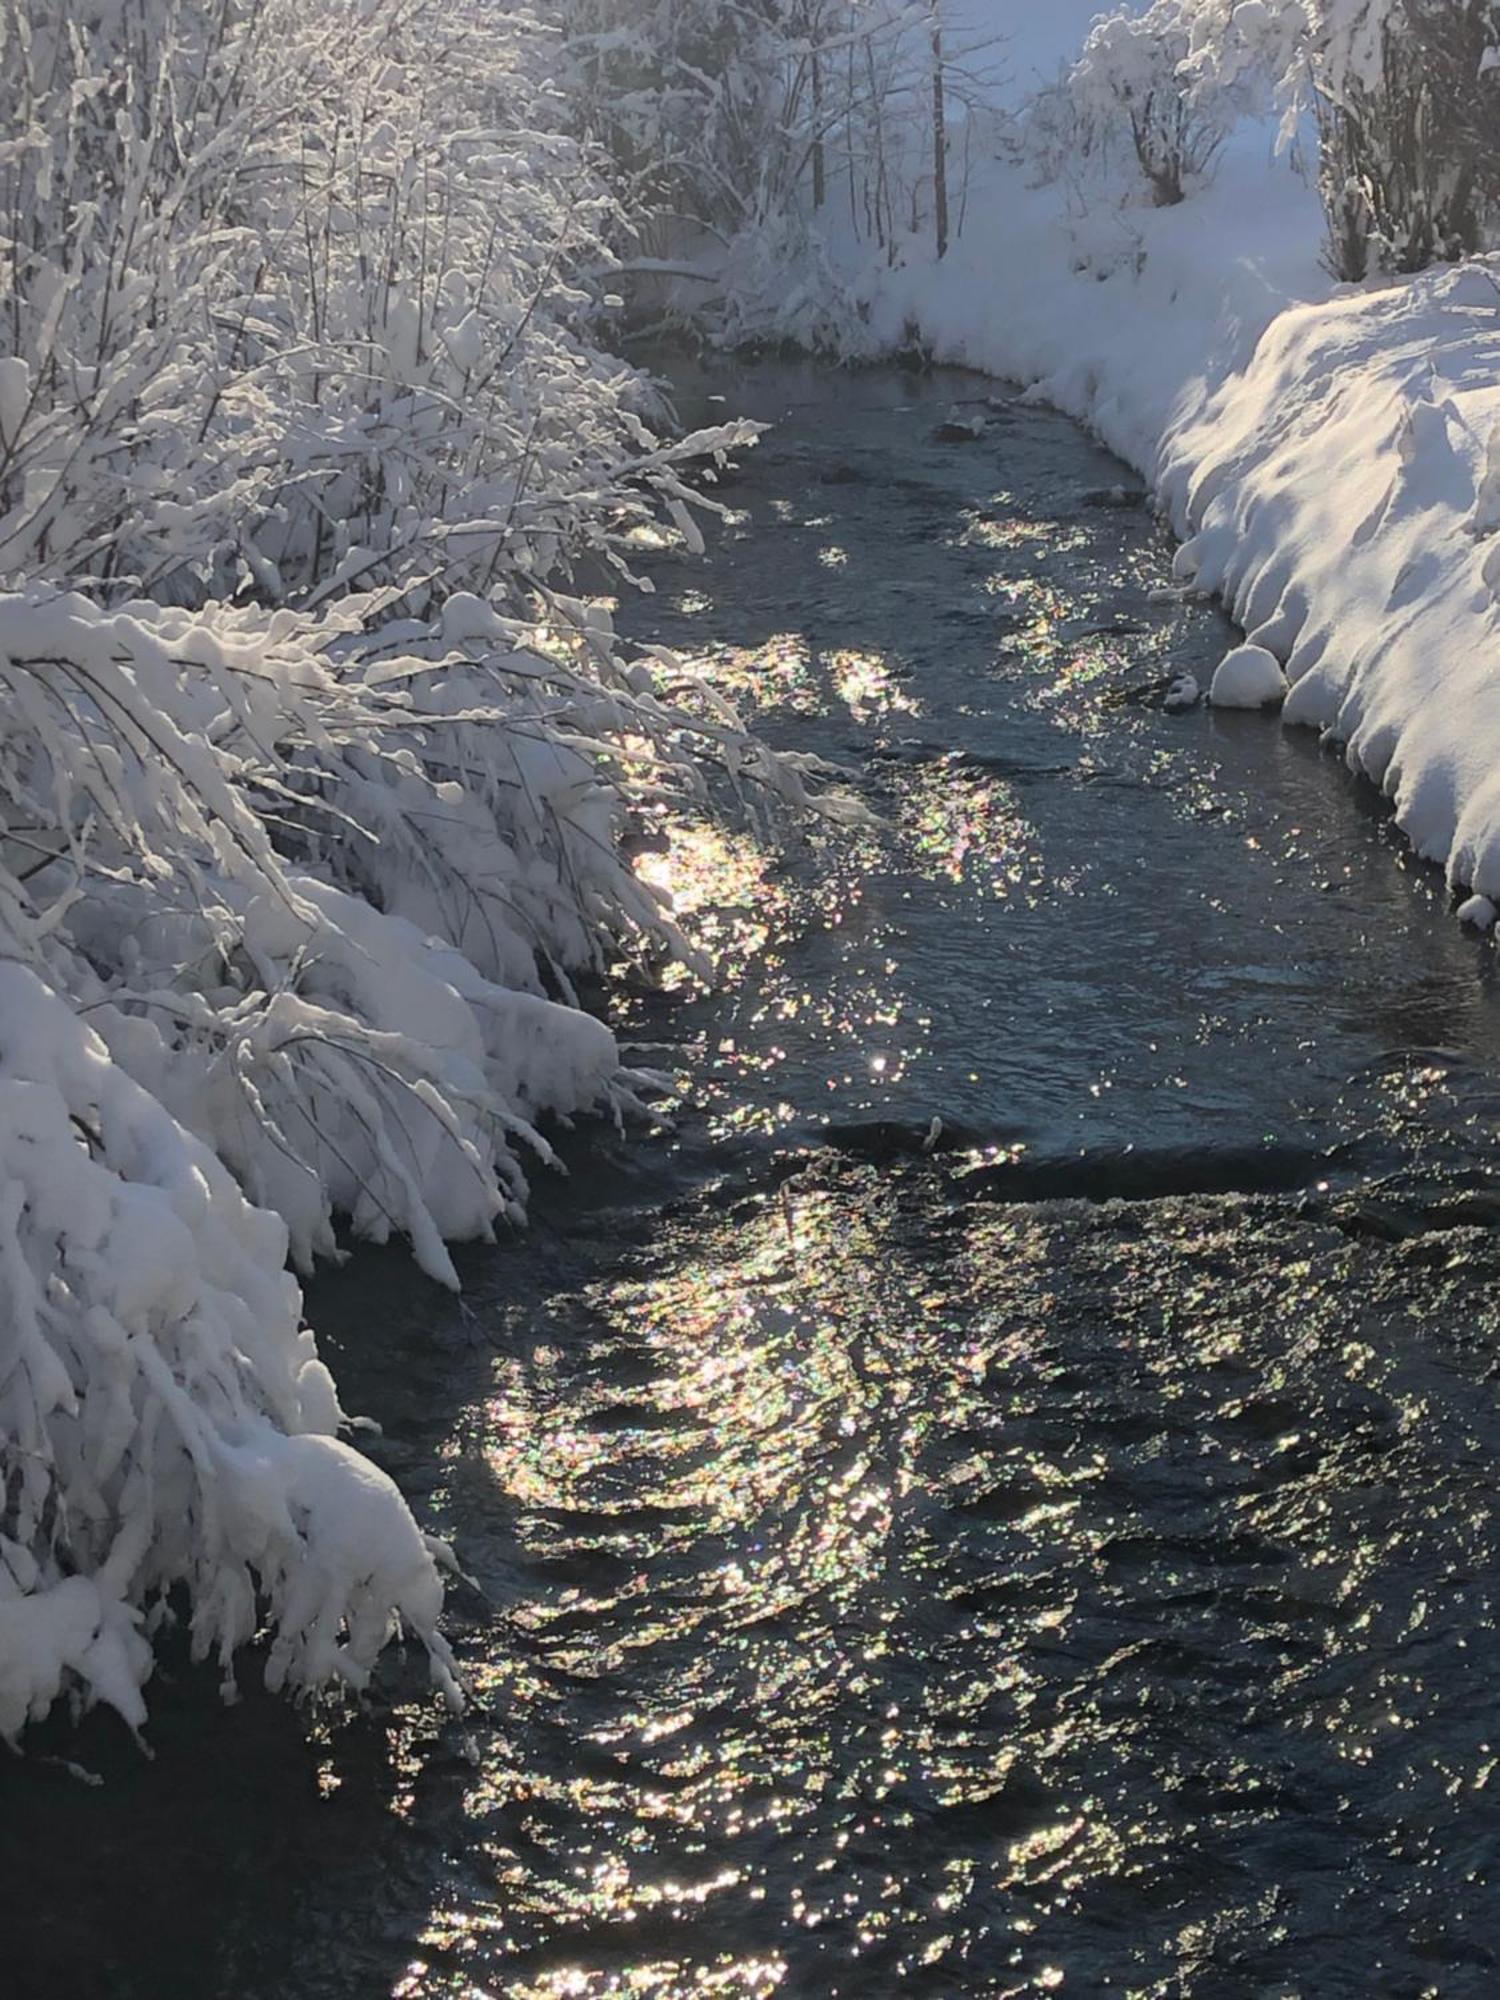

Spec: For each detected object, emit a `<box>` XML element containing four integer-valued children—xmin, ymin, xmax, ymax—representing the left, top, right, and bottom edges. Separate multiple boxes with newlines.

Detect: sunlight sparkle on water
<box><xmin>827</xmin><ymin>646</ymin><xmax>918</xmax><ymax>724</ymax></box>
<box><xmin>679</xmin><ymin>634</ymin><xmax>917</xmax><ymax>729</ymax></box>
<box><xmin>901</xmin><ymin>761</ymin><xmax>1045</xmax><ymax>900</ymax></box>
<box><xmin>632</xmin><ymin>819</ymin><xmax>786</xmax><ymax>991</ymax></box>
<box><xmin>958</xmin><ymin>500</ymin><xmax>1089</xmax><ymax>559</ymax></box>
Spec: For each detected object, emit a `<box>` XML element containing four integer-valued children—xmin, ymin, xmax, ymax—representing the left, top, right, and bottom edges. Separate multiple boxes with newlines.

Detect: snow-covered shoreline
<box><xmin>814</xmin><ymin>5</ymin><xmax>1500</xmax><ymax>919</ymax></box>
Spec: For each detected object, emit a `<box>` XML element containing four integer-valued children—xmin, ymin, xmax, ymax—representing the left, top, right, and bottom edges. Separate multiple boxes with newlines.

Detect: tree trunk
<box><xmin>931</xmin><ymin>8</ymin><xmax>949</xmax><ymax>259</ymax></box>
<box><xmin>812</xmin><ymin>47</ymin><xmax>826</xmax><ymax>210</ymax></box>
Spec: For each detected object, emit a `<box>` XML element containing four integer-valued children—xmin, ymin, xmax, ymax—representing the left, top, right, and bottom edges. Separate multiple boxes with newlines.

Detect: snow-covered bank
<box><xmin>853</xmin><ymin>136</ymin><xmax>1326</xmax><ymax>476</ymax></box>
<box><xmin>811</xmin><ymin>4</ymin><xmax>1500</xmax><ymax>913</ymax></box>
<box><xmin>1165</xmin><ymin>262</ymin><xmax>1500</xmax><ymax>890</ymax></box>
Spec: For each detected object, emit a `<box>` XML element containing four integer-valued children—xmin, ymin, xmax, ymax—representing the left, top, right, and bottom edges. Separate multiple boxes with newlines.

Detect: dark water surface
<box><xmin>13</xmin><ymin>360</ymin><xmax>1500</xmax><ymax>1998</ymax></box>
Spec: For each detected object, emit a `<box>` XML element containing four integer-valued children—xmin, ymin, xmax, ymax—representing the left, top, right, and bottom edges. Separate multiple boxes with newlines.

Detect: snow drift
<box><xmin>1164</xmin><ymin>260</ymin><xmax>1500</xmax><ymax>891</ymax></box>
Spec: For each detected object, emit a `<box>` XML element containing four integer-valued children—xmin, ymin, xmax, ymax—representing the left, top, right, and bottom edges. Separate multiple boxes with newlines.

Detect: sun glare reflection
<box><xmin>958</xmin><ymin>500</ymin><xmax>1089</xmax><ymax>558</ymax></box>
<box><xmin>383</xmin><ymin>1083</ymin><xmax>1500</xmax><ymax>1997</ymax></box>
<box><xmin>668</xmin><ymin>633</ymin><xmax>918</xmax><ymax>729</ymax></box>
<box><xmin>901</xmin><ymin>761</ymin><xmax>1046</xmax><ymax>900</ymax></box>
<box><xmin>632</xmin><ymin>817</ymin><xmax>786</xmax><ymax>993</ymax></box>
<box><xmin>434</xmin><ymin>1172</ymin><xmax>1141</xmax><ymax>1992</ymax></box>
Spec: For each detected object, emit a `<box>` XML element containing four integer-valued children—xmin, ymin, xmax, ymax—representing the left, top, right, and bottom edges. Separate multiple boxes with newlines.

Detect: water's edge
<box><xmin>11</xmin><ymin>356</ymin><xmax>1500</xmax><ymax>2000</ymax></box>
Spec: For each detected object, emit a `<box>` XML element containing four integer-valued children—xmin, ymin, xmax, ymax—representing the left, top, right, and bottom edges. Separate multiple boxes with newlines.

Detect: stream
<box><xmin>13</xmin><ymin>357</ymin><xmax>1500</xmax><ymax>1999</ymax></box>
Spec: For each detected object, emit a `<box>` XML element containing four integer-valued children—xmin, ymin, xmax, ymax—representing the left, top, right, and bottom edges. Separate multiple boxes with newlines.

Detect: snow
<box><xmin>1164</xmin><ymin>672</ymin><xmax>1202</xmax><ymax>712</ymax></box>
<box><xmin>1458</xmin><ymin>893</ymin><xmax>1498</xmax><ymax>932</ymax></box>
<box><xmin>1162</xmin><ymin>262</ymin><xmax>1500</xmax><ymax>892</ymax></box>
<box><xmin>0</xmin><ymin>959</ymin><xmax>458</xmax><ymax>1736</ymax></box>
<box><xmin>849</xmin><ymin>130</ymin><xmax>1326</xmax><ymax>479</ymax></box>
<box><xmin>1209</xmin><ymin>643</ymin><xmax>1288</xmax><ymax>709</ymax></box>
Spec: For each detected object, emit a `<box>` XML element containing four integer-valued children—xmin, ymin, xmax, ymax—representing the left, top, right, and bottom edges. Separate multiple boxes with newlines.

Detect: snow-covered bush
<box><xmin>1313</xmin><ymin>0</ymin><xmax>1500</xmax><ymax>278</ymax></box>
<box><xmin>0</xmin><ymin>957</ymin><xmax>461</xmax><ymax>1740</ymax></box>
<box><xmin>0</xmin><ymin>0</ymin><xmax>738</xmax><ymax>609</ymax></box>
<box><xmin>0</xmin><ymin>562</ymin><xmax>850</xmax><ymax>1259</ymax></box>
<box><xmin>0</xmin><ymin>561</ymin><xmax>851</xmax><ymax>1733</ymax></box>
<box><xmin>0</xmin><ymin>418</ymin><xmax>850</xmax><ymax>1728</ymax></box>
<box><xmin>1065</xmin><ymin>3</ymin><xmax>1235</xmax><ymax>205</ymax></box>
<box><xmin>0</xmin><ymin>0</ymin><xmax>854</xmax><ymax>1732</ymax></box>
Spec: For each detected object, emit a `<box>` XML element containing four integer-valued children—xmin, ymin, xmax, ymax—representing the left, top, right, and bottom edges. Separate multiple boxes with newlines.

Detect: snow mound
<box><xmin>1209</xmin><ymin>644</ymin><xmax>1287</xmax><ymax>709</ymax></box>
<box><xmin>1164</xmin><ymin>672</ymin><xmax>1201</xmax><ymax>712</ymax></box>
<box><xmin>1162</xmin><ymin>260</ymin><xmax>1500</xmax><ymax>898</ymax></box>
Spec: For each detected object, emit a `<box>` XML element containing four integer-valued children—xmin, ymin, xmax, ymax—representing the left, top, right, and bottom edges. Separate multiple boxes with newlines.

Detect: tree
<box><xmin>932</xmin><ymin>3</ymin><xmax>950</xmax><ymax>256</ymax></box>
<box><xmin>1310</xmin><ymin>0</ymin><xmax>1498</xmax><ymax>276</ymax></box>
<box><xmin>0</xmin><ymin>0</ymin><xmax>837</xmax><ymax>1735</ymax></box>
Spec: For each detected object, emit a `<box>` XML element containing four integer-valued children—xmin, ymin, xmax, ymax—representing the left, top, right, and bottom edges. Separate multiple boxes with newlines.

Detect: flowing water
<box><xmin>14</xmin><ymin>359</ymin><xmax>1500</xmax><ymax>1999</ymax></box>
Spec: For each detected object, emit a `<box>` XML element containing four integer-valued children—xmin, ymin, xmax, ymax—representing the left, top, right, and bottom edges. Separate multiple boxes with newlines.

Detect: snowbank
<box><xmin>1209</xmin><ymin>643</ymin><xmax>1287</xmax><ymax>710</ymax></box>
<box><xmin>1165</xmin><ymin>261</ymin><xmax>1500</xmax><ymax>889</ymax></box>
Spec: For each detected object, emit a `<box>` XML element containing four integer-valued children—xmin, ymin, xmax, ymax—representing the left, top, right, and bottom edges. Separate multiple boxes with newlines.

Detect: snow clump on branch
<box><xmin>0</xmin><ymin>0</ymin><xmax>844</xmax><ymax>1734</ymax></box>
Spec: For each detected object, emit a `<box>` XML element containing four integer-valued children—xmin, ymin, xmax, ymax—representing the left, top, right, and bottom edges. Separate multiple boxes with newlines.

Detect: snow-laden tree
<box><xmin>1054</xmin><ymin>0</ymin><xmax>1305</xmax><ymax>205</ymax></box>
<box><xmin>553</xmin><ymin>0</ymin><xmax>791</xmax><ymax>228</ymax></box>
<box><xmin>1306</xmin><ymin>0</ymin><xmax>1500</xmax><ymax>275</ymax></box>
<box><xmin>552</xmin><ymin>1</ymin><xmax>997</xmax><ymax>345</ymax></box>
<box><xmin>1065</xmin><ymin>3</ymin><xmax>1232</xmax><ymax>204</ymax></box>
<box><xmin>1180</xmin><ymin>0</ymin><xmax>1500</xmax><ymax>275</ymax></box>
<box><xmin>1044</xmin><ymin>0</ymin><xmax>1500</xmax><ymax>272</ymax></box>
<box><xmin>0</xmin><ymin>0</ymin><xmax>853</xmax><ymax>1733</ymax></box>
<box><xmin>0</xmin><ymin>0</ymin><xmax>754</xmax><ymax>607</ymax></box>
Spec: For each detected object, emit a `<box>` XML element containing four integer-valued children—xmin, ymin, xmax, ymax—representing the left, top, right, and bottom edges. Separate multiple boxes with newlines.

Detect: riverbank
<box><xmin>794</xmin><ymin>4</ymin><xmax>1500</xmax><ymax>925</ymax></box>
<box><xmin>18</xmin><ymin>353</ymin><xmax>1500</xmax><ymax>2000</ymax></box>
<box><xmin>0</xmin><ymin>0</ymin><xmax>809</xmax><ymax>1741</ymax></box>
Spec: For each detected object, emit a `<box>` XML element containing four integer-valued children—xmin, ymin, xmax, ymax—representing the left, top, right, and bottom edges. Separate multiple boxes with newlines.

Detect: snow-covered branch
<box><xmin>0</xmin><ymin>0</ymin><xmax>841</xmax><ymax>1734</ymax></box>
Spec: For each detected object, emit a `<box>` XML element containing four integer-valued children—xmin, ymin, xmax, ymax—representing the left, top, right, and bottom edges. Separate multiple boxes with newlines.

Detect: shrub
<box><xmin>1066</xmin><ymin>3</ymin><xmax>1232</xmax><ymax>206</ymax></box>
<box><xmin>1311</xmin><ymin>0</ymin><xmax>1492</xmax><ymax>276</ymax></box>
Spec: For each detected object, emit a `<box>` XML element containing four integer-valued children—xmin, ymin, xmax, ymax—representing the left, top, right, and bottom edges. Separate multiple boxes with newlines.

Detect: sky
<box><xmin>948</xmin><ymin>0</ymin><xmax>1123</xmax><ymax>103</ymax></box>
